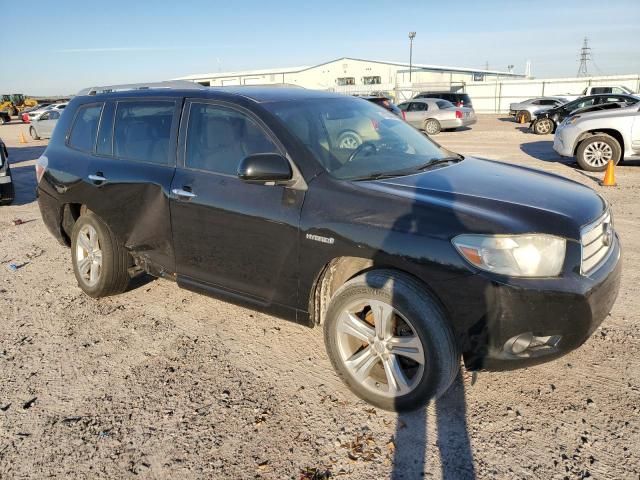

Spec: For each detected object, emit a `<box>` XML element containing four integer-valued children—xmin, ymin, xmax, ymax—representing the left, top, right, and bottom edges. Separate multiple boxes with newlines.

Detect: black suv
<box><xmin>0</xmin><ymin>138</ymin><xmax>13</xmax><ymax>205</ymax></box>
<box><xmin>414</xmin><ymin>91</ymin><xmax>473</xmax><ymax>109</ymax></box>
<box><xmin>37</xmin><ymin>83</ymin><xmax>621</xmax><ymax>411</ymax></box>
<box><xmin>531</xmin><ymin>94</ymin><xmax>639</xmax><ymax>135</ymax></box>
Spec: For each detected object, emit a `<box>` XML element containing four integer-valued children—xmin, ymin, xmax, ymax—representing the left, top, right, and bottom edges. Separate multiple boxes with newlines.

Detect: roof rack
<box><xmin>77</xmin><ymin>80</ymin><xmax>205</xmax><ymax>96</ymax></box>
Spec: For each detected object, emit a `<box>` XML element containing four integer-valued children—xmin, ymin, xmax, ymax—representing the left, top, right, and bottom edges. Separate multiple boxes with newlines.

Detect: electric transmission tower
<box><xmin>577</xmin><ymin>37</ymin><xmax>591</xmax><ymax>77</ymax></box>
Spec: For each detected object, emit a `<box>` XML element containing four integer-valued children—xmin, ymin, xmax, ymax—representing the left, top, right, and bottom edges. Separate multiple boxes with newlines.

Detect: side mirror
<box><xmin>237</xmin><ymin>153</ymin><xmax>292</xmax><ymax>183</ymax></box>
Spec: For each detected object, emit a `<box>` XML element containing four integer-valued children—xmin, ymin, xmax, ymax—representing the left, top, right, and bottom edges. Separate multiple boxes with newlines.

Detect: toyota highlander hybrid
<box><xmin>37</xmin><ymin>83</ymin><xmax>621</xmax><ymax>411</ymax></box>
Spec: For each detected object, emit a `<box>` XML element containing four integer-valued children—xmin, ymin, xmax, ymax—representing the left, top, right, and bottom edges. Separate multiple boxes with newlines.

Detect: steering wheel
<box><xmin>347</xmin><ymin>141</ymin><xmax>378</xmax><ymax>164</ymax></box>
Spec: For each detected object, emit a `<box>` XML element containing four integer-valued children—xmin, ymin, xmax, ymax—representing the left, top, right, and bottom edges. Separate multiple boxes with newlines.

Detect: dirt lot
<box><xmin>1</xmin><ymin>116</ymin><xmax>638</xmax><ymax>479</ymax></box>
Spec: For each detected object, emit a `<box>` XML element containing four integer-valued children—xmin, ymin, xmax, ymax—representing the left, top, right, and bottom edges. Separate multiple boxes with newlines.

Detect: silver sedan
<box><xmin>397</xmin><ymin>99</ymin><xmax>476</xmax><ymax>135</ymax></box>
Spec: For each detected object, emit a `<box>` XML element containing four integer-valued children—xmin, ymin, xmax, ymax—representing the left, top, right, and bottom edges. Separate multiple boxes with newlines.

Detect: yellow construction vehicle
<box><xmin>0</xmin><ymin>94</ymin><xmax>38</xmax><ymax>116</ymax></box>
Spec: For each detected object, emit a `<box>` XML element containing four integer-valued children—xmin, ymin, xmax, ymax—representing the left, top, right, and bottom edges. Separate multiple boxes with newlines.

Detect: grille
<box><xmin>581</xmin><ymin>210</ymin><xmax>613</xmax><ymax>274</ymax></box>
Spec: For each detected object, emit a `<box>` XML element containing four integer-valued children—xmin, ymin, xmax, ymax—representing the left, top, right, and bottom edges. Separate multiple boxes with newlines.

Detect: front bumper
<box><xmin>553</xmin><ymin>125</ymin><xmax>579</xmax><ymax>157</ymax></box>
<box><xmin>454</xmin><ymin>235</ymin><xmax>621</xmax><ymax>371</ymax></box>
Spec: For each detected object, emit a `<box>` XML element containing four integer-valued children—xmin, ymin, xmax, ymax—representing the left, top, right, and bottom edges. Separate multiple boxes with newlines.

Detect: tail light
<box><xmin>22</xmin><ymin>113</ymin><xmax>29</xmax><ymax>123</ymax></box>
<box><xmin>401</xmin><ymin>110</ymin><xmax>407</xmax><ymax>121</ymax></box>
<box><xmin>455</xmin><ymin>110</ymin><xmax>463</xmax><ymax>119</ymax></box>
<box><xmin>456</xmin><ymin>101</ymin><xmax>463</xmax><ymax>107</ymax></box>
<box><xmin>35</xmin><ymin>155</ymin><xmax>48</xmax><ymax>183</ymax></box>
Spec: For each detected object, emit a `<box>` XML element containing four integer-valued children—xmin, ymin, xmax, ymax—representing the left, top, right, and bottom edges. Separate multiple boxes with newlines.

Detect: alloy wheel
<box><xmin>339</xmin><ymin>133</ymin><xmax>361</xmax><ymax>149</ymax></box>
<box><xmin>75</xmin><ymin>224</ymin><xmax>103</xmax><ymax>286</ymax></box>
<box><xmin>336</xmin><ymin>299</ymin><xmax>425</xmax><ymax>398</ymax></box>
<box><xmin>425</xmin><ymin>121</ymin><xmax>439</xmax><ymax>135</ymax></box>
<box><xmin>536</xmin><ymin>119</ymin><xmax>553</xmax><ymax>134</ymax></box>
<box><xmin>583</xmin><ymin>141</ymin><xmax>613</xmax><ymax>168</ymax></box>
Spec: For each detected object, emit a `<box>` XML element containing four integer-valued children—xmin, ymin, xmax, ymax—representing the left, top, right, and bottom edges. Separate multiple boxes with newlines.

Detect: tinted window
<box><xmin>539</xmin><ymin>99</ymin><xmax>558</xmax><ymax>105</ymax></box>
<box><xmin>113</xmin><ymin>101</ymin><xmax>174</xmax><ymax>164</ymax></box>
<box><xmin>96</xmin><ymin>102</ymin><xmax>116</xmax><ymax>156</ymax></box>
<box><xmin>186</xmin><ymin>103</ymin><xmax>279</xmax><ymax>175</ymax></box>
<box><xmin>436</xmin><ymin>100</ymin><xmax>454</xmax><ymax>109</ymax></box>
<box><xmin>68</xmin><ymin>104</ymin><xmax>103</xmax><ymax>152</ymax></box>
<box><xmin>397</xmin><ymin>103</ymin><xmax>409</xmax><ymax>111</ymax></box>
<box><xmin>408</xmin><ymin>102</ymin><xmax>427</xmax><ymax>112</ymax></box>
<box><xmin>591</xmin><ymin>87</ymin><xmax>611</xmax><ymax>94</ymax></box>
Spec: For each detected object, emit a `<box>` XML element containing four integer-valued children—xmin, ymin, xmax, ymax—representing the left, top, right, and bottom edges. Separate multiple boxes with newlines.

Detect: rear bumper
<box><xmin>460</xmin><ymin>235</ymin><xmax>621</xmax><ymax>371</ymax></box>
<box><xmin>441</xmin><ymin>117</ymin><xmax>477</xmax><ymax>129</ymax></box>
<box><xmin>37</xmin><ymin>187</ymin><xmax>67</xmax><ymax>245</ymax></box>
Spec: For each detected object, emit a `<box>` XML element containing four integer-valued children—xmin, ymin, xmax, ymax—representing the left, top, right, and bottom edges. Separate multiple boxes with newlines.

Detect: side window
<box><xmin>185</xmin><ymin>103</ymin><xmax>279</xmax><ymax>175</ymax></box>
<box><xmin>531</xmin><ymin>100</ymin><xmax>542</xmax><ymax>105</ymax></box>
<box><xmin>96</xmin><ymin>102</ymin><xmax>116</xmax><ymax>156</ymax></box>
<box><xmin>408</xmin><ymin>102</ymin><xmax>426</xmax><ymax>112</ymax></box>
<box><xmin>611</xmin><ymin>87</ymin><xmax>624</xmax><ymax>94</ymax></box>
<box><xmin>397</xmin><ymin>103</ymin><xmax>409</xmax><ymax>111</ymax></box>
<box><xmin>113</xmin><ymin>101</ymin><xmax>175</xmax><ymax>165</ymax></box>
<box><xmin>39</xmin><ymin>112</ymin><xmax>50</xmax><ymax>121</ymax></box>
<box><xmin>68</xmin><ymin>104</ymin><xmax>103</xmax><ymax>152</ymax></box>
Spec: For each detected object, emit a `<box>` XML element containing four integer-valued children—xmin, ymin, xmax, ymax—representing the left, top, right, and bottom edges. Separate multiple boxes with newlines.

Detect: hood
<box><xmin>360</xmin><ymin>157</ymin><xmax>605</xmax><ymax>240</ymax></box>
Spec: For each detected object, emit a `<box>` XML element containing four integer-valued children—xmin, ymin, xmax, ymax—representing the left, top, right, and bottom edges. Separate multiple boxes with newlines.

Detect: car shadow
<box><xmin>7</xmin><ymin>145</ymin><xmax>46</xmax><ymax>165</ymax></box>
<box><xmin>392</xmin><ymin>374</ymin><xmax>475</xmax><ymax>479</ymax></box>
<box><xmin>8</xmin><ymin>165</ymin><xmax>37</xmax><ymax>205</ymax></box>
<box><xmin>520</xmin><ymin>141</ymin><xmax>575</xmax><ymax>164</ymax></box>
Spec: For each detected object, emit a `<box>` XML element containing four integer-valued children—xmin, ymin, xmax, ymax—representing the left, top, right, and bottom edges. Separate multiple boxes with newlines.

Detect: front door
<box><xmin>404</xmin><ymin>102</ymin><xmax>427</xmax><ymax>128</ymax></box>
<box><xmin>170</xmin><ymin>100</ymin><xmax>303</xmax><ymax>307</ymax></box>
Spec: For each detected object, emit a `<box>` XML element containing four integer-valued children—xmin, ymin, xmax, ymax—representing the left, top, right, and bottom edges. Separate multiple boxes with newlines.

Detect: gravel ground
<box><xmin>0</xmin><ymin>116</ymin><xmax>638</xmax><ymax>479</ymax></box>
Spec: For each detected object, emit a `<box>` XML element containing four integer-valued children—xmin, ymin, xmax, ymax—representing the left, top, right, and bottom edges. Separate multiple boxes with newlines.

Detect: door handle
<box><xmin>172</xmin><ymin>188</ymin><xmax>197</xmax><ymax>199</ymax></box>
<box><xmin>88</xmin><ymin>173</ymin><xmax>106</xmax><ymax>183</ymax></box>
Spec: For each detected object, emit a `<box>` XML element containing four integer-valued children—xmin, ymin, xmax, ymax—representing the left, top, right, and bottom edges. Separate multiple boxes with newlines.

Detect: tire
<box><xmin>323</xmin><ymin>270</ymin><xmax>459</xmax><ymax>412</ymax></box>
<box><xmin>29</xmin><ymin>127</ymin><xmax>39</xmax><ymax>140</ymax></box>
<box><xmin>576</xmin><ymin>134</ymin><xmax>621</xmax><ymax>172</ymax></box>
<box><xmin>516</xmin><ymin>111</ymin><xmax>531</xmax><ymax>123</ymax></box>
<box><xmin>0</xmin><ymin>116</ymin><xmax>8</xmax><ymax>125</ymax></box>
<box><xmin>423</xmin><ymin>118</ymin><xmax>441</xmax><ymax>135</ymax></box>
<box><xmin>533</xmin><ymin>118</ymin><xmax>554</xmax><ymax>135</ymax></box>
<box><xmin>337</xmin><ymin>131</ymin><xmax>362</xmax><ymax>150</ymax></box>
<box><xmin>71</xmin><ymin>212</ymin><xmax>131</xmax><ymax>297</ymax></box>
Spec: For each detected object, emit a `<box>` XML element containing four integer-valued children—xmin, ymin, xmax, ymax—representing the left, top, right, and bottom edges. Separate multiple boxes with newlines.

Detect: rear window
<box><xmin>113</xmin><ymin>101</ymin><xmax>175</xmax><ymax>165</ymax></box>
<box><xmin>436</xmin><ymin>100</ymin><xmax>454</xmax><ymax>109</ymax></box>
<box><xmin>68</xmin><ymin>103</ymin><xmax>103</xmax><ymax>152</ymax></box>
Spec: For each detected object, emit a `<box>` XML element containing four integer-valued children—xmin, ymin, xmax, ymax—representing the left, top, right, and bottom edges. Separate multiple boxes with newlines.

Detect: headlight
<box><xmin>452</xmin><ymin>234</ymin><xmax>566</xmax><ymax>277</ymax></box>
<box><xmin>563</xmin><ymin>115</ymin><xmax>581</xmax><ymax>126</ymax></box>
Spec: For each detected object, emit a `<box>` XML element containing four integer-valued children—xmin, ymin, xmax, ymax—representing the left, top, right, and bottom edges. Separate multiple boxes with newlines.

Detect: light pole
<box><xmin>408</xmin><ymin>32</ymin><xmax>416</xmax><ymax>83</ymax></box>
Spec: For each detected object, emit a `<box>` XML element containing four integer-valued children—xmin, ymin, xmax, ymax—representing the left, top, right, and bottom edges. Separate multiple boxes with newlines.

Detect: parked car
<box><xmin>22</xmin><ymin>102</ymin><xmax>67</xmax><ymax>124</ymax></box>
<box><xmin>38</xmin><ymin>83</ymin><xmax>621</xmax><ymax>412</ymax></box>
<box><xmin>414</xmin><ymin>91</ymin><xmax>472</xmax><ymax>109</ymax></box>
<box><xmin>358</xmin><ymin>95</ymin><xmax>404</xmax><ymax>118</ymax></box>
<box><xmin>531</xmin><ymin>94</ymin><xmax>639</xmax><ymax>134</ymax></box>
<box><xmin>554</xmin><ymin>102</ymin><xmax>640</xmax><ymax>171</ymax></box>
<box><xmin>509</xmin><ymin>97</ymin><xmax>567</xmax><ymax>123</ymax></box>
<box><xmin>29</xmin><ymin>108</ymin><xmax>64</xmax><ymax>140</ymax></box>
<box><xmin>397</xmin><ymin>98</ymin><xmax>476</xmax><ymax>134</ymax></box>
<box><xmin>20</xmin><ymin>103</ymin><xmax>52</xmax><ymax>122</ymax></box>
<box><xmin>0</xmin><ymin>138</ymin><xmax>14</xmax><ymax>205</ymax></box>
<box><xmin>0</xmin><ymin>111</ymin><xmax>11</xmax><ymax>125</ymax></box>
<box><xmin>560</xmin><ymin>85</ymin><xmax>636</xmax><ymax>102</ymax></box>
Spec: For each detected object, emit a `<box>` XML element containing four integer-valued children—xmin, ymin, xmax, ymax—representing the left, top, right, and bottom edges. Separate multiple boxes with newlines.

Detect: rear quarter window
<box><xmin>68</xmin><ymin>103</ymin><xmax>103</xmax><ymax>152</ymax></box>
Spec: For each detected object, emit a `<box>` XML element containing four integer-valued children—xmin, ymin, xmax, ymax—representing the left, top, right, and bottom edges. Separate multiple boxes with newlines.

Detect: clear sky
<box><xmin>3</xmin><ymin>0</ymin><xmax>639</xmax><ymax>95</ymax></box>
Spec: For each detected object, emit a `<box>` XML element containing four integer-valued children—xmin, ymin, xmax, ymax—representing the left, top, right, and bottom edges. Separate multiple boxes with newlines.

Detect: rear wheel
<box><xmin>71</xmin><ymin>212</ymin><xmax>131</xmax><ymax>297</ymax></box>
<box><xmin>29</xmin><ymin>127</ymin><xmax>39</xmax><ymax>140</ymax></box>
<box><xmin>337</xmin><ymin>131</ymin><xmax>362</xmax><ymax>150</ymax></box>
<box><xmin>0</xmin><ymin>116</ymin><xmax>8</xmax><ymax>125</ymax></box>
<box><xmin>423</xmin><ymin>118</ymin><xmax>441</xmax><ymax>135</ymax></box>
<box><xmin>533</xmin><ymin>118</ymin><xmax>554</xmax><ymax>135</ymax></box>
<box><xmin>516</xmin><ymin>110</ymin><xmax>531</xmax><ymax>123</ymax></box>
<box><xmin>576</xmin><ymin>134</ymin><xmax>621</xmax><ymax>172</ymax></box>
<box><xmin>323</xmin><ymin>270</ymin><xmax>459</xmax><ymax>412</ymax></box>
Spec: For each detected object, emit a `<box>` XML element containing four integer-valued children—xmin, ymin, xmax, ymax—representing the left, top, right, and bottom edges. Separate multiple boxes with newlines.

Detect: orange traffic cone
<box><xmin>601</xmin><ymin>159</ymin><xmax>617</xmax><ymax>187</ymax></box>
<box><xmin>519</xmin><ymin>114</ymin><xmax>526</xmax><ymax>124</ymax></box>
<box><xmin>19</xmin><ymin>132</ymin><xmax>27</xmax><ymax>144</ymax></box>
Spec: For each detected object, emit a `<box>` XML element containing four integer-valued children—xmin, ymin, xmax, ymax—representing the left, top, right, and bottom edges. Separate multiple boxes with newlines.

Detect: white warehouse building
<box><xmin>176</xmin><ymin>56</ymin><xmax>523</xmax><ymax>96</ymax></box>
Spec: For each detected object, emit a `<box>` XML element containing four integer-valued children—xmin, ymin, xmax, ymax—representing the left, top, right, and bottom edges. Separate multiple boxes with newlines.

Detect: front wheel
<box><xmin>576</xmin><ymin>134</ymin><xmax>621</xmax><ymax>172</ymax></box>
<box><xmin>29</xmin><ymin>127</ymin><xmax>39</xmax><ymax>140</ymax></box>
<box><xmin>71</xmin><ymin>212</ymin><xmax>131</xmax><ymax>297</ymax></box>
<box><xmin>323</xmin><ymin>270</ymin><xmax>459</xmax><ymax>412</ymax></box>
<box><xmin>533</xmin><ymin>118</ymin><xmax>554</xmax><ymax>135</ymax></box>
<box><xmin>423</xmin><ymin>118</ymin><xmax>441</xmax><ymax>135</ymax></box>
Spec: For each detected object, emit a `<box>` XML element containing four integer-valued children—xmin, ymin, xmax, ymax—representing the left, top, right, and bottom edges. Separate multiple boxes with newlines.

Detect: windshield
<box><xmin>266</xmin><ymin>97</ymin><xmax>451</xmax><ymax>180</ymax></box>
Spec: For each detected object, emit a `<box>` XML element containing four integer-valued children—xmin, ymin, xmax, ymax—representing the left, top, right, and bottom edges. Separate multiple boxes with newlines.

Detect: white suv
<box><xmin>554</xmin><ymin>103</ymin><xmax>640</xmax><ymax>171</ymax></box>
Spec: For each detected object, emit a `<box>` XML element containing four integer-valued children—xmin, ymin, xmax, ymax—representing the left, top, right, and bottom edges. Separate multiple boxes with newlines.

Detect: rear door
<box><xmin>74</xmin><ymin>98</ymin><xmax>181</xmax><ymax>273</ymax></box>
<box><xmin>404</xmin><ymin>102</ymin><xmax>427</xmax><ymax>127</ymax></box>
<box><xmin>170</xmin><ymin>99</ymin><xmax>303</xmax><ymax>307</ymax></box>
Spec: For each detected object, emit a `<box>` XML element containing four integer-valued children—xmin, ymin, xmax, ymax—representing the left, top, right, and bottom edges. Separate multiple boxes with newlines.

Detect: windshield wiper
<box><xmin>415</xmin><ymin>155</ymin><xmax>464</xmax><ymax>171</ymax></box>
<box><xmin>350</xmin><ymin>170</ymin><xmax>415</xmax><ymax>181</ymax></box>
